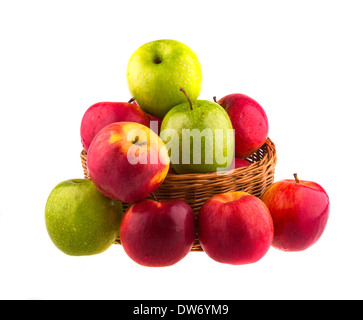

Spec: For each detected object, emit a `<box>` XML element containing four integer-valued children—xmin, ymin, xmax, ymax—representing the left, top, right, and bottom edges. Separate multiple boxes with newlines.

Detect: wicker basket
<box><xmin>81</xmin><ymin>138</ymin><xmax>277</xmax><ymax>252</ymax></box>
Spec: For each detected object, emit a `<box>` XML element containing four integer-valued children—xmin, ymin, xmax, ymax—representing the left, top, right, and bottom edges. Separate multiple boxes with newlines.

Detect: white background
<box><xmin>0</xmin><ymin>1</ymin><xmax>362</xmax><ymax>300</ymax></box>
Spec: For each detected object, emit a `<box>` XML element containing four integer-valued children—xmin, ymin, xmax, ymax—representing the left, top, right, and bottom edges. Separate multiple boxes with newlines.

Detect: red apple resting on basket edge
<box><xmin>120</xmin><ymin>199</ymin><xmax>196</xmax><ymax>267</ymax></box>
<box><xmin>215</xmin><ymin>93</ymin><xmax>269</xmax><ymax>158</ymax></box>
<box><xmin>86</xmin><ymin>121</ymin><xmax>170</xmax><ymax>203</ymax></box>
<box><xmin>198</xmin><ymin>191</ymin><xmax>274</xmax><ymax>265</ymax></box>
<box><xmin>260</xmin><ymin>173</ymin><xmax>330</xmax><ymax>252</ymax></box>
<box><xmin>80</xmin><ymin>101</ymin><xmax>150</xmax><ymax>152</ymax></box>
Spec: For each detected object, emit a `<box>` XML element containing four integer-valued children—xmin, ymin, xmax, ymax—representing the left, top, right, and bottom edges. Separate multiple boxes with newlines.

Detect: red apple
<box><xmin>131</xmin><ymin>99</ymin><xmax>163</xmax><ymax>135</ymax></box>
<box><xmin>120</xmin><ymin>199</ymin><xmax>195</xmax><ymax>267</ymax></box>
<box><xmin>260</xmin><ymin>174</ymin><xmax>330</xmax><ymax>252</ymax></box>
<box><xmin>148</xmin><ymin>113</ymin><xmax>163</xmax><ymax>135</ymax></box>
<box><xmin>198</xmin><ymin>191</ymin><xmax>274</xmax><ymax>265</ymax></box>
<box><xmin>216</xmin><ymin>94</ymin><xmax>269</xmax><ymax>158</ymax></box>
<box><xmin>87</xmin><ymin>122</ymin><xmax>169</xmax><ymax>203</ymax></box>
<box><xmin>228</xmin><ymin>157</ymin><xmax>251</xmax><ymax>170</ymax></box>
<box><xmin>81</xmin><ymin>101</ymin><xmax>150</xmax><ymax>152</ymax></box>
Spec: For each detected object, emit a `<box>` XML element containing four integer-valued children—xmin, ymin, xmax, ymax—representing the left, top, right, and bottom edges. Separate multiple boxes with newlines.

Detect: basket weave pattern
<box><xmin>81</xmin><ymin>138</ymin><xmax>277</xmax><ymax>252</ymax></box>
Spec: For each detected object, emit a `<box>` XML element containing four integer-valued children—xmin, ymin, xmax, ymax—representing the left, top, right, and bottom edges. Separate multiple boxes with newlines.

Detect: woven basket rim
<box><xmin>165</xmin><ymin>138</ymin><xmax>275</xmax><ymax>178</ymax></box>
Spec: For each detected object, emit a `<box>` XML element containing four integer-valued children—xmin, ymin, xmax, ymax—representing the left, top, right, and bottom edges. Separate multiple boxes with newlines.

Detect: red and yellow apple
<box><xmin>87</xmin><ymin>122</ymin><xmax>170</xmax><ymax>203</ymax></box>
<box><xmin>120</xmin><ymin>199</ymin><xmax>195</xmax><ymax>267</ymax></box>
<box><xmin>216</xmin><ymin>94</ymin><xmax>269</xmax><ymax>158</ymax></box>
<box><xmin>260</xmin><ymin>174</ymin><xmax>330</xmax><ymax>252</ymax></box>
<box><xmin>198</xmin><ymin>191</ymin><xmax>274</xmax><ymax>265</ymax></box>
<box><xmin>81</xmin><ymin>101</ymin><xmax>150</xmax><ymax>152</ymax></box>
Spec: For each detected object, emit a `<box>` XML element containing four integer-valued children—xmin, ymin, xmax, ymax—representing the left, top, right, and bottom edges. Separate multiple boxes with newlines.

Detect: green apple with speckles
<box><xmin>126</xmin><ymin>39</ymin><xmax>202</xmax><ymax>118</ymax></box>
<box><xmin>45</xmin><ymin>179</ymin><xmax>123</xmax><ymax>256</ymax></box>
<box><xmin>160</xmin><ymin>88</ymin><xmax>235</xmax><ymax>174</ymax></box>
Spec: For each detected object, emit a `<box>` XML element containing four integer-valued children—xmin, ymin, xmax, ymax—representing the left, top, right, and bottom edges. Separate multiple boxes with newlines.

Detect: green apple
<box><xmin>45</xmin><ymin>179</ymin><xmax>123</xmax><ymax>256</ymax></box>
<box><xmin>160</xmin><ymin>88</ymin><xmax>234</xmax><ymax>174</ymax></box>
<box><xmin>126</xmin><ymin>39</ymin><xmax>202</xmax><ymax>118</ymax></box>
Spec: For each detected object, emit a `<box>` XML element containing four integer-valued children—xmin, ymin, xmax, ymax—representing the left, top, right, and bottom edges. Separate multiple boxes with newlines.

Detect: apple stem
<box><xmin>213</xmin><ymin>96</ymin><xmax>217</xmax><ymax>103</ymax></box>
<box><xmin>132</xmin><ymin>135</ymin><xmax>147</xmax><ymax>146</ymax></box>
<box><xmin>128</xmin><ymin>97</ymin><xmax>135</xmax><ymax>103</ymax></box>
<box><xmin>151</xmin><ymin>193</ymin><xmax>159</xmax><ymax>202</ymax></box>
<box><xmin>293</xmin><ymin>173</ymin><xmax>300</xmax><ymax>183</ymax></box>
<box><xmin>179</xmin><ymin>87</ymin><xmax>194</xmax><ymax>110</ymax></box>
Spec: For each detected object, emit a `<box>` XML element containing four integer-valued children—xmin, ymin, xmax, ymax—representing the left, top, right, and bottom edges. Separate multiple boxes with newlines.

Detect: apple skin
<box><xmin>45</xmin><ymin>179</ymin><xmax>123</xmax><ymax>256</ymax></box>
<box><xmin>198</xmin><ymin>191</ymin><xmax>274</xmax><ymax>265</ymax></box>
<box><xmin>228</xmin><ymin>157</ymin><xmax>251</xmax><ymax>170</ymax></box>
<box><xmin>148</xmin><ymin>113</ymin><xmax>163</xmax><ymax>135</ymax></box>
<box><xmin>160</xmin><ymin>100</ymin><xmax>234</xmax><ymax>174</ymax></box>
<box><xmin>81</xmin><ymin>102</ymin><xmax>150</xmax><ymax>152</ymax></box>
<box><xmin>120</xmin><ymin>199</ymin><xmax>195</xmax><ymax>267</ymax></box>
<box><xmin>260</xmin><ymin>175</ymin><xmax>330</xmax><ymax>252</ymax></box>
<box><xmin>131</xmin><ymin>99</ymin><xmax>163</xmax><ymax>135</ymax></box>
<box><xmin>217</xmin><ymin>94</ymin><xmax>269</xmax><ymax>158</ymax></box>
<box><xmin>126</xmin><ymin>39</ymin><xmax>202</xmax><ymax>118</ymax></box>
<box><xmin>87</xmin><ymin>122</ymin><xmax>170</xmax><ymax>203</ymax></box>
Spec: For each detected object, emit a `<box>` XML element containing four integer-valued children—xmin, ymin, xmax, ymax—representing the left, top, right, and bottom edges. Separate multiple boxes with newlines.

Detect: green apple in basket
<box><xmin>126</xmin><ymin>39</ymin><xmax>203</xmax><ymax>118</ymax></box>
<box><xmin>160</xmin><ymin>88</ymin><xmax>235</xmax><ymax>174</ymax></box>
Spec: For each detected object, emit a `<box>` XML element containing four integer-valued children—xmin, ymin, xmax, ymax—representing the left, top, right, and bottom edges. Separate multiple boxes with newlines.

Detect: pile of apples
<box><xmin>45</xmin><ymin>40</ymin><xmax>330</xmax><ymax>267</ymax></box>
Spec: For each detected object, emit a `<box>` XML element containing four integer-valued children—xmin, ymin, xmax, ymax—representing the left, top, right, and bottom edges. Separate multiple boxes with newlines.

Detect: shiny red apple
<box><xmin>120</xmin><ymin>199</ymin><xmax>196</xmax><ymax>267</ymax></box>
<box><xmin>148</xmin><ymin>113</ymin><xmax>163</xmax><ymax>135</ymax></box>
<box><xmin>260</xmin><ymin>174</ymin><xmax>330</xmax><ymax>252</ymax></box>
<box><xmin>130</xmin><ymin>99</ymin><xmax>163</xmax><ymax>135</ymax></box>
<box><xmin>216</xmin><ymin>94</ymin><xmax>269</xmax><ymax>158</ymax></box>
<box><xmin>87</xmin><ymin>122</ymin><xmax>169</xmax><ymax>203</ymax></box>
<box><xmin>81</xmin><ymin>101</ymin><xmax>150</xmax><ymax>152</ymax></box>
<box><xmin>198</xmin><ymin>191</ymin><xmax>274</xmax><ymax>265</ymax></box>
